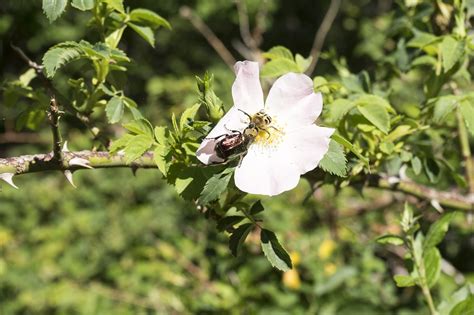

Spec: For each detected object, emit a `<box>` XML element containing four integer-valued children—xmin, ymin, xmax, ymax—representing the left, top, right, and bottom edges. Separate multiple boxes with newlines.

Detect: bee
<box><xmin>207</xmin><ymin>109</ymin><xmax>274</xmax><ymax>163</ymax></box>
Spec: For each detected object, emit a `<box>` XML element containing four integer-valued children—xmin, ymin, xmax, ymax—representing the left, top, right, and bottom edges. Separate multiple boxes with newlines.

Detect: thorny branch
<box><xmin>1</xmin><ymin>150</ymin><xmax>473</xmax><ymax>211</ymax></box>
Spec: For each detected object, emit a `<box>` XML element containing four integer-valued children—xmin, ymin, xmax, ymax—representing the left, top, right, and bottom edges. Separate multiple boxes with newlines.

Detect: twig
<box><xmin>252</xmin><ymin>0</ymin><xmax>269</xmax><ymax>48</ymax></box>
<box><xmin>235</xmin><ymin>0</ymin><xmax>256</xmax><ymax>49</ymax></box>
<box><xmin>457</xmin><ymin>105</ymin><xmax>474</xmax><ymax>193</ymax></box>
<box><xmin>305</xmin><ymin>0</ymin><xmax>342</xmax><ymax>75</ymax></box>
<box><xmin>180</xmin><ymin>6</ymin><xmax>236</xmax><ymax>70</ymax></box>
<box><xmin>11</xmin><ymin>44</ymin><xmax>109</xmax><ymax>147</ymax></box>
<box><xmin>1</xmin><ymin>151</ymin><xmax>472</xmax><ymax>212</ymax></box>
<box><xmin>47</xmin><ymin>97</ymin><xmax>64</xmax><ymax>163</ymax></box>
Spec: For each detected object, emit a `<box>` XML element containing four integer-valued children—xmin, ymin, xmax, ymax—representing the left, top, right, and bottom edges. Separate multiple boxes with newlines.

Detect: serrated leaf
<box><xmin>326</xmin><ymin>99</ymin><xmax>355</xmax><ymax>122</ymax></box>
<box><xmin>319</xmin><ymin>140</ymin><xmax>347</xmax><ymax>177</ymax></box>
<box><xmin>295</xmin><ymin>54</ymin><xmax>311</xmax><ymax>72</ymax></box>
<box><xmin>424</xmin><ymin>212</ymin><xmax>455</xmax><ymax>249</ymax></box>
<box><xmin>124</xmin><ymin>134</ymin><xmax>154</xmax><ymax>163</ymax></box>
<box><xmin>407</xmin><ymin>30</ymin><xmax>439</xmax><ymax>49</ymax></box>
<box><xmin>179</xmin><ymin>103</ymin><xmax>201</xmax><ymax>131</ymax></box>
<box><xmin>128</xmin><ymin>23</ymin><xmax>155</xmax><ymax>47</ymax></box>
<box><xmin>440</xmin><ymin>36</ymin><xmax>465</xmax><ymax>72</ymax></box>
<box><xmin>123</xmin><ymin>119</ymin><xmax>153</xmax><ymax>136</ymax></box>
<box><xmin>260</xmin><ymin>229</ymin><xmax>292</xmax><ymax>271</ymax></box>
<box><xmin>71</xmin><ymin>0</ymin><xmax>94</xmax><ymax>10</ymax></box>
<box><xmin>262</xmin><ymin>46</ymin><xmax>293</xmax><ymax>60</ymax></box>
<box><xmin>356</xmin><ymin>96</ymin><xmax>391</xmax><ymax>134</ymax></box>
<box><xmin>42</xmin><ymin>0</ymin><xmax>68</xmax><ymax>22</ymax></box>
<box><xmin>42</xmin><ymin>45</ymin><xmax>82</xmax><ymax>77</ymax></box>
<box><xmin>331</xmin><ymin>134</ymin><xmax>369</xmax><ymax>167</ymax></box>
<box><xmin>460</xmin><ymin>99</ymin><xmax>474</xmax><ymax>136</ymax></box>
<box><xmin>109</xmin><ymin>134</ymin><xmax>133</xmax><ymax>154</ymax></box>
<box><xmin>424</xmin><ymin>247</ymin><xmax>441</xmax><ymax>288</ymax></box>
<box><xmin>393</xmin><ymin>274</ymin><xmax>416</xmax><ymax>287</ymax></box>
<box><xmin>249</xmin><ymin>200</ymin><xmax>264</xmax><ymax>215</ymax></box>
<box><xmin>261</xmin><ymin>59</ymin><xmax>300</xmax><ymax>78</ymax></box>
<box><xmin>229</xmin><ymin>223</ymin><xmax>253</xmax><ymax>256</ymax></box>
<box><xmin>105</xmin><ymin>96</ymin><xmax>124</xmax><ymax>123</ymax></box>
<box><xmin>433</xmin><ymin>95</ymin><xmax>459</xmax><ymax>124</ymax></box>
<box><xmin>376</xmin><ymin>234</ymin><xmax>404</xmax><ymax>246</ymax></box>
<box><xmin>153</xmin><ymin>144</ymin><xmax>169</xmax><ymax>176</ymax></box>
<box><xmin>130</xmin><ymin>8</ymin><xmax>171</xmax><ymax>30</ymax></box>
<box><xmin>101</xmin><ymin>0</ymin><xmax>124</xmax><ymax>12</ymax></box>
<box><xmin>198</xmin><ymin>171</ymin><xmax>233</xmax><ymax>204</ymax></box>
<box><xmin>450</xmin><ymin>296</ymin><xmax>474</xmax><ymax>315</ymax></box>
<box><xmin>216</xmin><ymin>216</ymin><xmax>245</xmax><ymax>232</ymax></box>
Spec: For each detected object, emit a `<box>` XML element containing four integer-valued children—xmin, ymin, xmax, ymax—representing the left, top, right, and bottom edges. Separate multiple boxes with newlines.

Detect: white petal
<box><xmin>265</xmin><ymin>73</ymin><xmax>323</xmax><ymax>127</ymax></box>
<box><xmin>234</xmin><ymin>145</ymin><xmax>300</xmax><ymax>196</ymax></box>
<box><xmin>282</xmin><ymin>125</ymin><xmax>334</xmax><ymax>174</ymax></box>
<box><xmin>232</xmin><ymin>61</ymin><xmax>264</xmax><ymax>114</ymax></box>
<box><xmin>196</xmin><ymin>106</ymin><xmax>247</xmax><ymax>164</ymax></box>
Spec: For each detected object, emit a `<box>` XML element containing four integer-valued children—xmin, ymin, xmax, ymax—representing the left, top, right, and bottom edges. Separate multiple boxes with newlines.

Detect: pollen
<box><xmin>253</xmin><ymin>119</ymin><xmax>286</xmax><ymax>149</ymax></box>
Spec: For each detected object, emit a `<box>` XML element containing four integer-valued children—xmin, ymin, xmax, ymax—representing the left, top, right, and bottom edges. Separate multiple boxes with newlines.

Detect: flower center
<box><xmin>252</xmin><ymin>117</ymin><xmax>286</xmax><ymax>149</ymax></box>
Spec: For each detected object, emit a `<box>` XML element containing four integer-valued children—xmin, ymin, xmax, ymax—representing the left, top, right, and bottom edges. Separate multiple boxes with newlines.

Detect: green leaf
<box><xmin>433</xmin><ymin>95</ymin><xmax>459</xmax><ymax>124</ymax></box>
<box><xmin>153</xmin><ymin>144</ymin><xmax>169</xmax><ymax>176</ymax></box>
<box><xmin>450</xmin><ymin>296</ymin><xmax>474</xmax><ymax>315</ymax></box>
<box><xmin>109</xmin><ymin>134</ymin><xmax>133</xmax><ymax>154</ymax></box>
<box><xmin>260</xmin><ymin>229</ymin><xmax>292</xmax><ymax>271</ymax></box>
<box><xmin>42</xmin><ymin>44</ymin><xmax>82</xmax><ymax>77</ymax></box>
<box><xmin>42</xmin><ymin>0</ymin><xmax>68</xmax><ymax>22</ymax></box>
<box><xmin>249</xmin><ymin>200</ymin><xmax>264</xmax><ymax>215</ymax></box>
<box><xmin>438</xmin><ymin>286</ymin><xmax>472</xmax><ymax>315</ymax></box>
<box><xmin>407</xmin><ymin>30</ymin><xmax>439</xmax><ymax>49</ymax></box>
<box><xmin>319</xmin><ymin>140</ymin><xmax>347</xmax><ymax>177</ymax></box>
<box><xmin>423</xmin><ymin>247</ymin><xmax>441</xmax><ymax>288</ymax></box>
<box><xmin>376</xmin><ymin>234</ymin><xmax>404</xmax><ymax>246</ymax></box>
<box><xmin>130</xmin><ymin>8</ymin><xmax>171</xmax><ymax>30</ymax></box>
<box><xmin>179</xmin><ymin>103</ymin><xmax>201</xmax><ymax>131</ymax></box>
<box><xmin>101</xmin><ymin>0</ymin><xmax>124</xmax><ymax>12</ymax></box>
<box><xmin>216</xmin><ymin>216</ymin><xmax>245</xmax><ymax>232</ymax></box>
<box><xmin>198</xmin><ymin>171</ymin><xmax>233</xmax><ymax>204</ymax></box>
<box><xmin>460</xmin><ymin>99</ymin><xmax>474</xmax><ymax>136</ymax></box>
<box><xmin>411</xmin><ymin>156</ymin><xmax>422</xmax><ymax>175</ymax></box>
<box><xmin>393</xmin><ymin>274</ymin><xmax>416</xmax><ymax>287</ymax></box>
<box><xmin>123</xmin><ymin>119</ymin><xmax>153</xmax><ymax>136</ymax></box>
<box><xmin>105</xmin><ymin>96</ymin><xmax>124</xmax><ymax>124</ymax></box>
<box><xmin>424</xmin><ymin>212</ymin><xmax>455</xmax><ymax>249</ymax></box>
<box><xmin>261</xmin><ymin>59</ymin><xmax>300</xmax><ymax>78</ymax></box>
<box><xmin>327</xmin><ymin>99</ymin><xmax>355</xmax><ymax>122</ymax></box>
<box><xmin>262</xmin><ymin>46</ymin><xmax>293</xmax><ymax>60</ymax></box>
<box><xmin>128</xmin><ymin>23</ymin><xmax>155</xmax><ymax>47</ymax></box>
<box><xmin>229</xmin><ymin>223</ymin><xmax>253</xmax><ymax>257</ymax></box>
<box><xmin>331</xmin><ymin>134</ymin><xmax>369</xmax><ymax>167</ymax></box>
<box><xmin>295</xmin><ymin>54</ymin><xmax>312</xmax><ymax>72</ymax></box>
<box><xmin>71</xmin><ymin>0</ymin><xmax>94</xmax><ymax>10</ymax></box>
<box><xmin>356</xmin><ymin>95</ymin><xmax>391</xmax><ymax>134</ymax></box>
<box><xmin>440</xmin><ymin>36</ymin><xmax>465</xmax><ymax>72</ymax></box>
<box><xmin>124</xmin><ymin>134</ymin><xmax>154</xmax><ymax>164</ymax></box>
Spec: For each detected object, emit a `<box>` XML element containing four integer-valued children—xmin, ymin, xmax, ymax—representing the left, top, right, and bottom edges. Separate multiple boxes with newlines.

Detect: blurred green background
<box><xmin>1</xmin><ymin>1</ymin><xmax>473</xmax><ymax>314</ymax></box>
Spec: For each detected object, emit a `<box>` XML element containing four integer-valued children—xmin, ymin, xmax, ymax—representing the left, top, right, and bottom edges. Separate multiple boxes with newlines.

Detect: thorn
<box><xmin>431</xmin><ymin>199</ymin><xmax>444</xmax><ymax>213</ymax></box>
<box><xmin>62</xmin><ymin>141</ymin><xmax>69</xmax><ymax>152</ymax></box>
<box><xmin>69</xmin><ymin>157</ymin><xmax>93</xmax><ymax>169</ymax></box>
<box><xmin>64</xmin><ymin>170</ymin><xmax>76</xmax><ymax>188</ymax></box>
<box><xmin>0</xmin><ymin>173</ymin><xmax>19</xmax><ymax>189</ymax></box>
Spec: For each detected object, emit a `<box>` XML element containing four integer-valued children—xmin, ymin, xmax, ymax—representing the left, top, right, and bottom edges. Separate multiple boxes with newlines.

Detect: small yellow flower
<box><xmin>283</xmin><ymin>269</ymin><xmax>301</xmax><ymax>290</ymax></box>
<box><xmin>318</xmin><ymin>239</ymin><xmax>336</xmax><ymax>260</ymax></box>
<box><xmin>290</xmin><ymin>251</ymin><xmax>301</xmax><ymax>266</ymax></box>
<box><xmin>324</xmin><ymin>263</ymin><xmax>337</xmax><ymax>276</ymax></box>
